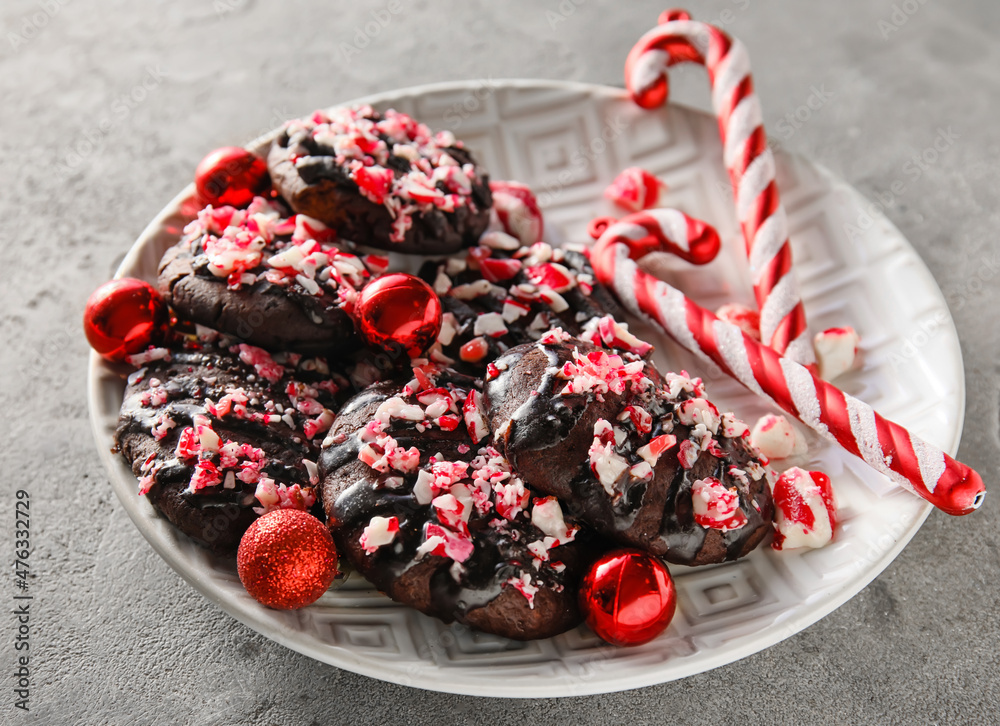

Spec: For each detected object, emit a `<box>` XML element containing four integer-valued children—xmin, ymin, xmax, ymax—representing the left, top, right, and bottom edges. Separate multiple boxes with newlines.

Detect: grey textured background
<box><xmin>2</xmin><ymin>0</ymin><xmax>999</xmax><ymax>723</ymax></box>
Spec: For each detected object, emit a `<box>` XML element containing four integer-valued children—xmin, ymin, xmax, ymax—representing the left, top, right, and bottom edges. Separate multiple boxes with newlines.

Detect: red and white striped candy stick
<box><xmin>624</xmin><ymin>9</ymin><xmax>813</xmax><ymax>365</ymax></box>
<box><xmin>590</xmin><ymin>233</ymin><xmax>986</xmax><ymax>516</ymax></box>
<box><xmin>587</xmin><ymin>208</ymin><xmax>721</xmax><ymax>266</ymax></box>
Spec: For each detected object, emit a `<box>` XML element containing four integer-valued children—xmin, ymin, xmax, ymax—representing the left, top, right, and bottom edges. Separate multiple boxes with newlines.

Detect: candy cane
<box><xmin>624</xmin><ymin>9</ymin><xmax>813</xmax><ymax>365</ymax></box>
<box><xmin>588</xmin><ymin>208</ymin><xmax>721</xmax><ymax>266</ymax></box>
<box><xmin>589</xmin><ymin>233</ymin><xmax>986</xmax><ymax>516</ymax></box>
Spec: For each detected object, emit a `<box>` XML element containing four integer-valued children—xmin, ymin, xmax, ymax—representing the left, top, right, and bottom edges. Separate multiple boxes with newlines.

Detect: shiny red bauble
<box><xmin>355</xmin><ymin>273</ymin><xmax>443</xmax><ymax>358</ymax></box>
<box><xmin>83</xmin><ymin>278</ymin><xmax>169</xmax><ymax>362</ymax></box>
<box><xmin>194</xmin><ymin>146</ymin><xmax>270</xmax><ymax>208</ymax></box>
<box><xmin>579</xmin><ymin>549</ymin><xmax>677</xmax><ymax>646</ymax></box>
<box><xmin>237</xmin><ymin>509</ymin><xmax>339</xmax><ymax>610</ymax></box>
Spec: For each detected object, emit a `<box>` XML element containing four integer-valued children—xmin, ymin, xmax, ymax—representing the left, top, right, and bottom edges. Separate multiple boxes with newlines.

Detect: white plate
<box><xmin>88</xmin><ymin>79</ymin><xmax>964</xmax><ymax>698</ymax></box>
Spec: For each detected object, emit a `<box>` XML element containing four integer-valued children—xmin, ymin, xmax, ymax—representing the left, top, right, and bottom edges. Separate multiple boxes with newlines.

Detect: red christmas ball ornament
<box><xmin>355</xmin><ymin>273</ymin><xmax>443</xmax><ymax>358</ymax></box>
<box><xmin>194</xmin><ymin>146</ymin><xmax>270</xmax><ymax>208</ymax></box>
<box><xmin>579</xmin><ymin>549</ymin><xmax>677</xmax><ymax>646</ymax></box>
<box><xmin>83</xmin><ymin>278</ymin><xmax>169</xmax><ymax>362</ymax></box>
<box><xmin>237</xmin><ymin>509</ymin><xmax>339</xmax><ymax>610</ymax></box>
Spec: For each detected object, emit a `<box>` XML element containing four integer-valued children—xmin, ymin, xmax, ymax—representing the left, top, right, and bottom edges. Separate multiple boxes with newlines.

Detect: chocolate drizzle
<box><xmin>267</xmin><ymin>106</ymin><xmax>492</xmax><ymax>255</ymax></box>
<box><xmin>158</xmin><ymin>198</ymin><xmax>370</xmax><ymax>356</ymax></box>
<box><xmin>485</xmin><ymin>339</ymin><xmax>774</xmax><ymax>566</ymax></box>
<box><xmin>114</xmin><ymin>341</ymin><xmax>346</xmax><ymax>552</ymax></box>
<box><xmin>319</xmin><ymin>371</ymin><xmax>590</xmax><ymax>641</ymax></box>
<box><xmin>416</xmin><ymin>247</ymin><xmax>625</xmax><ymax>377</ymax></box>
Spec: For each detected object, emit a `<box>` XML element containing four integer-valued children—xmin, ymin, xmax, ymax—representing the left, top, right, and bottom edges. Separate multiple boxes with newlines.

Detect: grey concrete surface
<box><xmin>2</xmin><ymin>0</ymin><xmax>998</xmax><ymax>723</ymax></box>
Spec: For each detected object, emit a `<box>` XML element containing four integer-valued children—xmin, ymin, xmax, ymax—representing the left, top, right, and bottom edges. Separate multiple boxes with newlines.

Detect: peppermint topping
<box><xmin>198</xmin><ymin>217</ymin><xmax>266</xmax><ymax>279</ymax></box>
<box><xmin>479</xmin><ymin>229</ymin><xmax>521</xmax><ymax>251</ymax></box>
<box><xmin>375</xmin><ymin>396</ymin><xmax>425</xmax><ymax>425</ymax></box>
<box><xmin>663</xmin><ymin>371</ymin><xmax>705</xmax><ymax>399</ymax></box>
<box><xmin>525</xmin><ymin>263</ymin><xmax>576</xmax><ymax>294</ymax></box>
<box><xmin>139</xmin><ymin>379</ymin><xmax>169</xmax><ymax>408</ymax></box>
<box><xmin>677</xmin><ymin>439</ymin><xmax>699</xmax><ymax>469</ymax></box>
<box><xmin>289</xmin><ymin>106</ymin><xmax>484</xmax><ymax>243</ymax></box>
<box><xmin>175</xmin><ymin>415</ymin><xmax>269</xmax><ymax>495</ymax></box>
<box><xmin>619</xmin><ymin>405</ymin><xmax>653</xmax><ymax>436</ymax></box>
<box><xmin>126</xmin><ymin>347</ymin><xmax>172</xmax><ymax>366</ymax></box>
<box><xmin>588</xmin><ymin>419</ymin><xmax>631</xmax><ymax>496</ymax></box>
<box><xmin>514</xmin><ymin>241</ymin><xmax>553</xmax><ymax>267</ymax></box>
<box><xmin>432</xmin><ymin>492</ymin><xmax>472</xmax><ymax>533</ymax></box>
<box><xmin>691</xmin><ymin>477</ymin><xmax>748</xmax><ymax>531</ymax></box>
<box><xmin>253</xmin><ymin>479</ymin><xmax>316</xmax><ymax>515</ymax></box>
<box><xmin>236</xmin><ymin>344</ymin><xmax>285</xmax><ymax>384</ymax></box>
<box><xmin>505</xmin><ymin>572</ymin><xmax>539</xmax><ymax>608</ymax></box>
<box><xmin>630</xmin><ymin>461</ymin><xmax>654</xmax><ymax>479</ymax></box>
<box><xmin>150</xmin><ymin>412</ymin><xmax>176</xmax><ymax>441</ymax></box>
<box><xmin>479</xmin><ymin>257</ymin><xmax>522</xmax><ymax>283</ymax></box>
<box><xmin>126</xmin><ymin>344</ymin><xmax>340</xmax><ymax>517</ymax></box>
<box><xmin>530</xmin><ymin>497</ymin><xmax>576</xmax><ymax>543</ymax></box>
<box><xmin>557</xmin><ymin>348</ymin><xmax>648</xmax><ymax>399</ymax></box>
<box><xmin>437</xmin><ymin>312</ymin><xmax>458</xmax><ymax>346</ymax></box>
<box><xmin>451</xmin><ymin>279</ymin><xmax>499</xmax><ymax>301</ymax></box>
<box><xmin>182</xmin><ymin>192</ymin><xmax>371</xmax><ymax>302</ymax></box>
<box><xmin>416</xmin><ymin>522</ymin><xmax>474</xmax><ymax>563</ymax></box>
<box><xmin>538</xmin><ymin>327</ymin><xmax>572</xmax><ymax>345</ymax></box>
<box><xmin>303</xmin><ymin>409</ymin><xmax>335</xmax><ymax>440</ymax></box>
<box><xmin>137</xmin><ymin>454</ymin><xmax>160</xmax><ymax>496</ymax></box>
<box><xmin>676</xmin><ymin>398</ymin><xmax>721</xmax><ymax>434</ymax></box>
<box><xmin>459</xmin><ymin>337</ymin><xmax>489</xmax><ymax>363</ymax></box>
<box><xmin>581</xmin><ymin>315</ymin><xmax>653</xmax><ymax>356</ymax></box>
<box><xmin>360</xmin><ymin>516</ymin><xmax>400</xmax><ymax>554</ymax></box>
<box><xmin>462</xmin><ymin>390</ymin><xmax>489</xmax><ymax>444</ymax></box>
<box><xmin>473</xmin><ymin>312</ymin><xmax>509</xmax><ymax>338</ymax></box>
<box><xmin>358</xmin><ymin>433</ymin><xmax>421</xmax><ymax>474</ymax></box>
<box><xmin>501</xmin><ymin>299</ymin><xmax>531</xmax><ymax>323</ymax></box>
<box><xmin>720</xmin><ymin>412</ymin><xmax>750</xmax><ymax>439</ymax></box>
<box><xmin>637</xmin><ymin>434</ymin><xmax>678</xmax><ymax>467</ymax></box>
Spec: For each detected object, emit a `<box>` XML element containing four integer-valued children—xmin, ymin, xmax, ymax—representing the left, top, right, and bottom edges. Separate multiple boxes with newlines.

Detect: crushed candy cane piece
<box><xmin>360</xmin><ymin>515</ymin><xmax>400</xmax><ymax>554</ymax></box>
<box><xmin>603</xmin><ymin>167</ymin><xmax>666</xmax><ymax>212</ymax></box>
<box><xmin>770</xmin><ymin>467</ymin><xmax>836</xmax><ymax>550</ymax></box>
<box><xmin>750</xmin><ymin>414</ymin><xmax>799</xmax><ymax>460</ymax></box>
<box><xmin>505</xmin><ymin>572</ymin><xmax>539</xmax><ymax>608</ymax></box>
<box><xmin>813</xmin><ymin>326</ymin><xmax>860</xmax><ymax>381</ymax></box>
<box><xmin>691</xmin><ymin>477</ymin><xmax>748</xmax><ymax>531</ymax></box>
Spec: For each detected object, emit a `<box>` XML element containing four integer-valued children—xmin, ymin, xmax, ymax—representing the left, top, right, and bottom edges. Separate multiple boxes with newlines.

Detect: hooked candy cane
<box><xmin>587</xmin><ymin>208</ymin><xmax>721</xmax><ymax>266</ymax></box>
<box><xmin>624</xmin><ymin>9</ymin><xmax>812</xmax><ymax>365</ymax></box>
<box><xmin>589</xmin><ymin>227</ymin><xmax>986</xmax><ymax>516</ymax></box>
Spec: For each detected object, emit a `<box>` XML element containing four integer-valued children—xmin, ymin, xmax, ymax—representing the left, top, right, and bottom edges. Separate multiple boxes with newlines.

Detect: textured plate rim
<box><xmin>87</xmin><ymin>78</ymin><xmax>963</xmax><ymax>698</ymax></box>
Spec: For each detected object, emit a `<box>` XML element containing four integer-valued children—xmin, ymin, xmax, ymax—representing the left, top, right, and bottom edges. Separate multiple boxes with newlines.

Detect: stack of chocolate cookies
<box><xmin>115</xmin><ymin>105</ymin><xmax>774</xmax><ymax>640</ymax></box>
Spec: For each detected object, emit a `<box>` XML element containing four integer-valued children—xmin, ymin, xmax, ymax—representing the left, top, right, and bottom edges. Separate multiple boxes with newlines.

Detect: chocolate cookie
<box><xmin>484</xmin><ymin>336</ymin><xmax>774</xmax><ymax>566</ymax></box>
<box><xmin>319</xmin><ymin>366</ymin><xmax>592</xmax><ymax>640</ymax></box>
<box><xmin>114</xmin><ymin>337</ymin><xmax>348</xmax><ymax>552</ymax></box>
<box><xmin>159</xmin><ymin>196</ymin><xmax>372</xmax><ymax>356</ymax></box>
<box><xmin>417</xmin><ymin>240</ymin><xmax>634</xmax><ymax>376</ymax></box>
<box><xmin>267</xmin><ymin>105</ymin><xmax>492</xmax><ymax>255</ymax></box>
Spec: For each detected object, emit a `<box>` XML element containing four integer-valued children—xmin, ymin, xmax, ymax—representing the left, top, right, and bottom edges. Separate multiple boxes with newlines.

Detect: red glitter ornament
<box><xmin>579</xmin><ymin>549</ymin><xmax>677</xmax><ymax>646</ymax></box>
<box><xmin>83</xmin><ymin>278</ymin><xmax>169</xmax><ymax>362</ymax></box>
<box><xmin>355</xmin><ymin>273</ymin><xmax>442</xmax><ymax>358</ymax></box>
<box><xmin>194</xmin><ymin>146</ymin><xmax>270</xmax><ymax>208</ymax></box>
<box><xmin>237</xmin><ymin>509</ymin><xmax>339</xmax><ymax>610</ymax></box>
